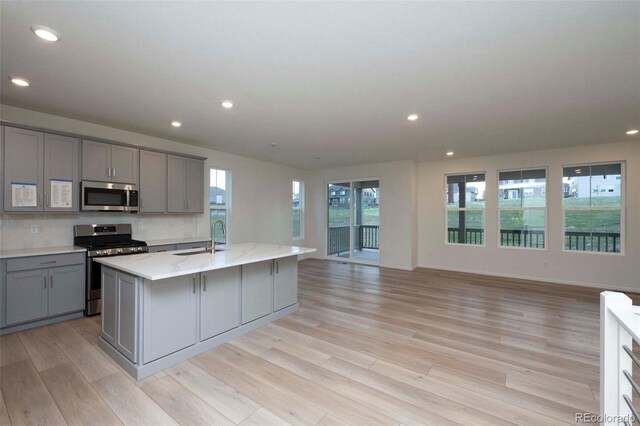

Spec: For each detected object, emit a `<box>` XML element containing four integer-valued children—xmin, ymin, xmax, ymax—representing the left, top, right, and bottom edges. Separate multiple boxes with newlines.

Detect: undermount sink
<box><xmin>173</xmin><ymin>248</ymin><xmax>225</xmax><ymax>256</ymax></box>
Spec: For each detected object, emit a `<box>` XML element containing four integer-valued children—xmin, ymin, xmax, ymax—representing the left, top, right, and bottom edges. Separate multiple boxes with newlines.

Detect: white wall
<box><xmin>419</xmin><ymin>140</ymin><xmax>640</xmax><ymax>291</ymax></box>
<box><xmin>0</xmin><ymin>105</ymin><xmax>308</xmax><ymax>250</ymax></box>
<box><xmin>305</xmin><ymin>160</ymin><xmax>418</xmax><ymax>270</ymax></box>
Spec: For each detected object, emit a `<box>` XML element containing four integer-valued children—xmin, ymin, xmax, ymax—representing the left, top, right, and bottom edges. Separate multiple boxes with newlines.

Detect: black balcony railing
<box><xmin>327</xmin><ymin>225</ymin><xmax>379</xmax><ymax>255</ymax></box>
<box><xmin>447</xmin><ymin>227</ymin><xmax>621</xmax><ymax>252</ymax></box>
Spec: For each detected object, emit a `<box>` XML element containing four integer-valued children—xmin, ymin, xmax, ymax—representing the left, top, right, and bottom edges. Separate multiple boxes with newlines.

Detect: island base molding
<box><xmin>99</xmin><ymin>303</ymin><xmax>298</xmax><ymax>381</ymax></box>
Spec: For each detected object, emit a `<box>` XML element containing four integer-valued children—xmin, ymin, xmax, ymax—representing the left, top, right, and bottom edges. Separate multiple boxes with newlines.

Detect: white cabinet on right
<box><xmin>273</xmin><ymin>256</ymin><xmax>298</xmax><ymax>311</ymax></box>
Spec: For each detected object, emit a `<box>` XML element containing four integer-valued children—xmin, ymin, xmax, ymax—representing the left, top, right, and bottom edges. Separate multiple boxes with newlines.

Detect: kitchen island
<box><xmin>95</xmin><ymin>242</ymin><xmax>315</xmax><ymax>380</ymax></box>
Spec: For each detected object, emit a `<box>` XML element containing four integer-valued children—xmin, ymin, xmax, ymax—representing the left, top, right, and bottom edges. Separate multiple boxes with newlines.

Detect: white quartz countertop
<box><xmin>94</xmin><ymin>243</ymin><xmax>316</xmax><ymax>280</ymax></box>
<box><xmin>0</xmin><ymin>246</ymin><xmax>86</xmax><ymax>259</ymax></box>
<box><xmin>145</xmin><ymin>237</ymin><xmax>210</xmax><ymax>247</ymax></box>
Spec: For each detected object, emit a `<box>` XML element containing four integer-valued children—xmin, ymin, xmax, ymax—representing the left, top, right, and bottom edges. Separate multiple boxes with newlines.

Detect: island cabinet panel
<box><xmin>117</xmin><ymin>273</ymin><xmax>138</xmax><ymax>362</ymax></box>
<box><xmin>273</xmin><ymin>256</ymin><xmax>298</xmax><ymax>311</ymax></box>
<box><xmin>142</xmin><ymin>274</ymin><xmax>197</xmax><ymax>364</ymax></box>
<box><xmin>48</xmin><ymin>265</ymin><xmax>84</xmax><ymax>316</ymax></box>
<box><xmin>200</xmin><ymin>267</ymin><xmax>241</xmax><ymax>341</ymax></box>
<box><xmin>139</xmin><ymin>150</ymin><xmax>167</xmax><ymax>213</ymax></box>
<box><xmin>3</xmin><ymin>127</ymin><xmax>44</xmax><ymax>212</ymax></box>
<box><xmin>5</xmin><ymin>269</ymin><xmax>48</xmax><ymax>326</ymax></box>
<box><xmin>101</xmin><ymin>267</ymin><xmax>118</xmax><ymax>347</ymax></box>
<box><xmin>241</xmin><ymin>261</ymin><xmax>273</xmax><ymax>324</ymax></box>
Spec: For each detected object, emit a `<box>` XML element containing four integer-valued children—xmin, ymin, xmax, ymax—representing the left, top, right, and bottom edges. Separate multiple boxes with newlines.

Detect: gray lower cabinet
<box><xmin>5</xmin><ymin>269</ymin><xmax>48</xmax><ymax>326</ymax></box>
<box><xmin>2</xmin><ymin>253</ymin><xmax>85</xmax><ymax>328</ymax></box>
<box><xmin>200</xmin><ymin>267</ymin><xmax>241</xmax><ymax>341</ymax></box>
<box><xmin>139</xmin><ymin>150</ymin><xmax>167</xmax><ymax>213</ymax></box>
<box><xmin>147</xmin><ymin>244</ymin><xmax>177</xmax><ymax>253</ymax></box>
<box><xmin>142</xmin><ymin>273</ymin><xmax>197</xmax><ymax>364</ymax></box>
<box><xmin>273</xmin><ymin>256</ymin><xmax>298</xmax><ymax>311</ymax></box>
<box><xmin>176</xmin><ymin>241</ymin><xmax>209</xmax><ymax>250</ymax></box>
<box><xmin>48</xmin><ymin>265</ymin><xmax>85</xmax><ymax>316</ymax></box>
<box><xmin>241</xmin><ymin>261</ymin><xmax>273</xmax><ymax>324</ymax></box>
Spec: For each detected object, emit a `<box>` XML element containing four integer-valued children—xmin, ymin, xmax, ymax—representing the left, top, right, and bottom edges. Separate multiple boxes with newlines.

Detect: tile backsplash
<box><xmin>0</xmin><ymin>213</ymin><xmax>204</xmax><ymax>250</ymax></box>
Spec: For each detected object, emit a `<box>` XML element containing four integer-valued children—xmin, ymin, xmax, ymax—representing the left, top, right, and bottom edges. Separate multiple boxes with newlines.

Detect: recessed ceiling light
<box><xmin>314</xmin><ymin>157</ymin><xmax>320</xmax><ymax>160</ymax></box>
<box><xmin>30</xmin><ymin>25</ymin><xmax>60</xmax><ymax>42</ymax></box>
<box><xmin>221</xmin><ymin>101</ymin><xmax>233</xmax><ymax>109</ymax></box>
<box><xmin>446</xmin><ymin>151</ymin><xmax>454</xmax><ymax>156</ymax></box>
<box><xmin>626</xmin><ymin>129</ymin><xmax>639</xmax><ymax>135</ymax></box>
<box><xmin>171</xmin><ymin>121</ymin><xmax>182</xmax><ymax>127</ymax></box>
<box><xmin>407</xmin><ymin>114</ymin><xmax>419</xmax><ymax>121</ymax></box>
<box><xmin>9</xmin><ymin>77</ymin><xmax>30</xmax><ymax>87</ymax></box>
<box><xmin>269</xmin><ymin>143</ymin><xmax>278</xmax><ymax>147</ymax></box>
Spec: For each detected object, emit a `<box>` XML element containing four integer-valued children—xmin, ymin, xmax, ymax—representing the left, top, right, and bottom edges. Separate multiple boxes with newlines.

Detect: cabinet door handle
<box><xmin>192</xmin><ymin>277</ymin><xmax>196</xmax><ymax>294</ymax></box>
<box><xmin>203</xmin><ymin>276</ymin><xmax>206</xmax><ymax>291</ymax></box>
<box><xmin>107</xmin><ymin>167</ymin><xmax>111</xmax><ymax>178</ymax></box>
<box><xmin>270</xmin><ymin>262</ymin><xmax>273</xmax><ymax>275</ymax></box>
<box><xmin>40</xmin><ymin>260</ymin><xmax>57</xmax><ymax>265</ymax></box>
<box><xmin>44</xmin><ymin>276</ymin><xmax>47</xmax><ymax>289</ymax></box>
<box><xmin>50</xmin><ymin>276</ymin><xmax>53</xmax><ymax>288</ymax></box>
<box><xmin>276</xmin><ymin>261</ymin><xmax>279</xmax><ymax>274</ymax></box>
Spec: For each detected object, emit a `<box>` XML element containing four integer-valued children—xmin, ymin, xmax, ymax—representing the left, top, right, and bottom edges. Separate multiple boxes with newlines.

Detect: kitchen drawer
<box><xmin>148</xmin><ymin>244</ymin><xmax>177</xmax><ymax>253</ymax></box>
<box><xmin>6</xmin><ymin>252</ymin><xmax>85</xmax><ymax>272</ymax></box>
<box><xmin>176</xmin><ymin>241</ymin><xmax>209</xmax><ymax>250</ymax></box>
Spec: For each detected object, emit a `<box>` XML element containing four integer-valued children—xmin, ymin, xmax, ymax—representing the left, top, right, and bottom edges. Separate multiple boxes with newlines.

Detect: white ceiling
<box><xmin>1</xmin><ymin>1</ymin><xmax>639</xmax><ymax>169</ymax></box>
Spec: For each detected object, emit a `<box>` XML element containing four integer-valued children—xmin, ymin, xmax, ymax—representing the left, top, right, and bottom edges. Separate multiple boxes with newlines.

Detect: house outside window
<box><xmin>445</xmin><ymin>173</ymin><xmax>486</xmax><ymax>245</ymax></box>
<box><xmin>498</xmin><ymin>168</ymin><xmax>546</xmax><ymax>249</ymax></box>
<box><xmin>293</xmin><ymin>180</ymin><xmax>304</xmax><ymax>239</ymax></box>
<box><xmin>210</xmin><ymin>168</ymin><xmax>230</xmax><ymax>244</ymax></box>
<box><xmin>563</xmin><ymin>163</ymin><xmax>623</xmax><ymax>253</ymax></box>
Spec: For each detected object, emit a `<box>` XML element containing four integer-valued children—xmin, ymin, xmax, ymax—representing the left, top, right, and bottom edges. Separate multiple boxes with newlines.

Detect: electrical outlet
<box><xmin>31</xmin><ymin>225</ymin><xmax>39</xmax><ymax>234</ymax></box>
<box><xmin>138</xmin><ymin>221</ymin><xmax>144</xmax><ymax>229</ymax></box>
<box><xmin>542</xmin><ymin>260</ymin><xmax>549</xmax><ymax>269</ymax></box>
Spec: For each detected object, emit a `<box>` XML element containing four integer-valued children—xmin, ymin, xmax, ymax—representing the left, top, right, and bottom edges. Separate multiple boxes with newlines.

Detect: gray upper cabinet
<box><xmin>82</xmin><ymin>140</ymin><xmax>111</xmax><ymax>182</ymax></box>
<box><xmin>0</xmin><ymin>126</ymin><xmax>4</xmax><ymax>212</ymax></box>
<box><xmin>82</xmin><ymin>140</ymin><xmax>139</xmax><ymax>184</ymax></box>
<box><xmin>273</xmin><ymin>256</ymin><xmax>298</xmax><ymax>311</ymax></box>
<box><xmin>111</xmin><ymin>145</ymin><xmax>139</xmax><ymax>184</ymax></box>
<box><xmin>3</xmin><ymin>127</ymin><xmax>44</xmax><ymax>212</ymax></box>
<box><xmin>241</xmin><ymin>260</ymin><xmax>273</xmax><ymax>324</ymax></box>
<box><xmin>186</xmin><ymin>158</ymin><xmax>204</xmax><ymax>213</ymax></box>
<box><xmin>139</xmin><ymin>150</ymin><xmax>167</xmax><ymax>213</ymax></box>
<box><xmin>44</xmin><ymin>134</ymin><xmax>80</xmax><ymax>212</ymax></box>
<box><xmin>167</xmin><ymin>155</ymin><xmax>187</xmax><ymax>213</ymax></box>
<box><xmin>200</xmin><ymin>267</ymin><xmax>241</xmax><ymax>340</ymax></box>
<box><xmin>167</xmin><ymin>155</ymin><xmax>204</xmax><ymax>213</ymax></box>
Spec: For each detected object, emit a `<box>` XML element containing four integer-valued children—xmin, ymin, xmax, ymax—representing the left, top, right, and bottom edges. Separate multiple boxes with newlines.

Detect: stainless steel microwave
<box><xmin>81</xmin><ymin>181</ymin><xmax>139</xmax><ymax>212</ymax></box>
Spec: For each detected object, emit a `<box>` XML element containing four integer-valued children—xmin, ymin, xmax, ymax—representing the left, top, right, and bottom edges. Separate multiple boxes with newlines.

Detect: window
<box><xmin>210</xmin><ymin>168</ymin><xmax>230</xmax><ymax>244</ymax></box>
<box><xmin>446</xmin><ymin>173</ymin><xmax>486</xmax><ymax>245</ymax></box>
<box><xmin>498</xmin><ymin>169</ymin><xmax>546</xmax><ymax>249</ymax></box>
<box><xmin>563</xmin><ymin>163</ymin><xmax>622</xmax><ymax>253</ymax></box>
<box><xmin>292</xmin><ymin>180</ymin><xmax>304</xmax><ymax>239</ymax></box>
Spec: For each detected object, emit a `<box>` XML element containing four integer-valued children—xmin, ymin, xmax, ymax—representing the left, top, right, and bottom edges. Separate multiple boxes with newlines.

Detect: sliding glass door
<box><xmin>327</xmin><ymin>179</ymin><xmax>380</xmax><ymax>264</ymax></box>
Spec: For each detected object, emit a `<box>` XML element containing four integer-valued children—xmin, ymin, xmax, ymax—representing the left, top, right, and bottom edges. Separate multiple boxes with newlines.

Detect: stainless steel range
<box><xmin>74</xmin><ymin>224</ymin><xmax>147</xmax><ymax>316</ymax></box>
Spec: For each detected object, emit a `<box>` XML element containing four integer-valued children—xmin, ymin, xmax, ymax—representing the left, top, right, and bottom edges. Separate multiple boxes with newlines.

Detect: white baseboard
<box><xmin>418</xmin><ymin>264</ymin><xmax>640</xmax><ymax>293</ymax></box>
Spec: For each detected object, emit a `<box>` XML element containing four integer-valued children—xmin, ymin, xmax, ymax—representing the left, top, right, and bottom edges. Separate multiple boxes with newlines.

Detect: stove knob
<box><xmin>137</xmin><ymin>247</ymin><xmax>143</xmax><ymax>251</ymax></box>
<box><xmin>117</xmin><ymin>248</ymin><xmax>123</xmax><ymax>253</ymax></box>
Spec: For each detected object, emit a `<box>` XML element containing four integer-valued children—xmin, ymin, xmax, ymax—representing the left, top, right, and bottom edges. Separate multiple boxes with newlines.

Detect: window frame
<box><xmin>209</xmin><ymin>167</ymin><xmax>231</xmax><ymax>244</ymax></box>
<box><xmin>444</xmin><ymin>171</ymin><xmax>487</xmax><ymax>247</ymax></box>
<box><xmin>496</xmin><ymin>167</ymin><xmax>548</xmax><ymax>251</ymax></box>
<box><xmin>292</xmin><ymin>179</ymin><xmax>304</xmax><ymax>240</ymax></box>
<box><xmin>562</xmin><ymin>161</ymin><xmax>625</xmax><ymax>255</ymax></box>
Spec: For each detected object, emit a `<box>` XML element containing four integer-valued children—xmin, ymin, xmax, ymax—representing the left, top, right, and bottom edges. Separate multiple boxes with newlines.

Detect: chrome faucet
<box><xmin>210</xmin><ymin>219</ymin><xmax>227</xmax><ymax>252</ymax></box>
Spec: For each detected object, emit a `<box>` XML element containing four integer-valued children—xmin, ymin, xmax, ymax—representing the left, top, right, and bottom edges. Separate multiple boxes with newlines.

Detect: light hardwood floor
<box><xmin>0</xmin><ymin>259</ymin><xmax>616</xmax><ymax>425</ymax></box>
